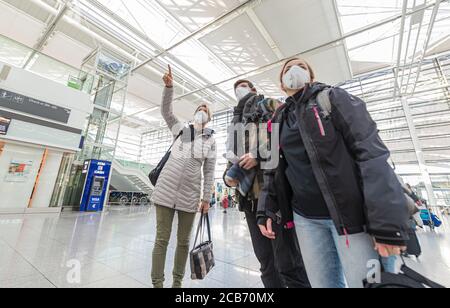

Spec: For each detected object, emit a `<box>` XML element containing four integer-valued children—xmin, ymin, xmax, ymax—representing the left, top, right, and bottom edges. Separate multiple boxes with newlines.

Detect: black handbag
<box><xmin>148</xmin><ymin>129</ymin><xmax>183</xmax><ymax>186</ymax></box>
<box><xmin>190</xmin><ymin>214</ymin><xmax>215</xmax><ymax>280</ymax></box>
<box><xmin>364</xmin><ymin>258</ymin><xmax>445</xmax><ymax>288</ymax></box>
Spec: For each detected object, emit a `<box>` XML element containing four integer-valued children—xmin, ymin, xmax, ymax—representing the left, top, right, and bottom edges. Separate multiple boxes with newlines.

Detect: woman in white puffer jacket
<box><xmin>151</xmin><ymin>65</ymin><xmax>217</xmax><ymax>288</ymax></box>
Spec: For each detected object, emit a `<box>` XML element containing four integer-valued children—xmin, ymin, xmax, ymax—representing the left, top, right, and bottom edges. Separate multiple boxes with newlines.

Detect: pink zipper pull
<box><xmin>343</xmin><ymin>228</ymin><xmax>350</xmax><ymax>249</ymax></box>
<box><xmin>313</xmin><ymin>107</ymin><xmax>326</xmax><ymax>137</ymax></box>
<box><xmin>285</xmin><ymin>221</ymin><xmax>295</xmax><ymax>230</ymax></box>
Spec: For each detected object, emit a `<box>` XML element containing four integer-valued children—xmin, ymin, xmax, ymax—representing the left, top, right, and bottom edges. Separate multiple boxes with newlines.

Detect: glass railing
<box><xmin>100</xmin><ymin>148</ymin><xmax>153</xmax><ymax>176</ymax></box>
<box><xmin>115</xmin><ymin>157</ymin><xmax>153</xmax><ymax>175</ymax></box>
<box><xmin>0</xmin><ymin>34</ymin><xmax>94</xmax><ymax>94</ymax></box>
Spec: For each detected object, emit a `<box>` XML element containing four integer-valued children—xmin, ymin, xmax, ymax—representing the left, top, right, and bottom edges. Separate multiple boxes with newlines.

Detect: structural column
<box><xmin>401</xmin><ymin>96</ymin><xmax>437</xmax><ymax>206</ymax></box>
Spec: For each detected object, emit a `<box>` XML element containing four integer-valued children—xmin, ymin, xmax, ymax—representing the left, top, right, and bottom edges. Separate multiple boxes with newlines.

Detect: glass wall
<box><xmin>338</xmin><ymin>53</ymin><xmax>450</xmax><ymax>207</ymax></box>
<box><xmin>0</xmin><ymin>34</ymin><xmax>94</xmax><ymax>94</ymax></box>
<box><xmin>140</xmin><ymin>52</ymin><xmax>450</xmax><ymax>208</ymax></box>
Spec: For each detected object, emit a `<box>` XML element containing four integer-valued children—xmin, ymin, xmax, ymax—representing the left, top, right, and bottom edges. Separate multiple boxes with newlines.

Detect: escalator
<box><xmin>108</xmin><ymin>159</ymin><xmax>154</xmax><ymax>206</ymax></box>
<box><xmin>111</xmin><ymin>159</ymin><xmax>153</xmax><ymax>194</ymax></box>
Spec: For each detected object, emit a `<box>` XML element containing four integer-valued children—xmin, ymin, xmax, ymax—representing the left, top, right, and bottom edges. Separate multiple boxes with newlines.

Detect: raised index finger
<box><xmin>168</xmin><ymin>64</ymin><xmax>172</xmax><ymax>76</ymax></box>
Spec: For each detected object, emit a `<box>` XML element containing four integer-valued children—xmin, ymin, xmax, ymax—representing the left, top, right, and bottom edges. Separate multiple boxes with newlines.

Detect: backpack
<box><xmin>275</xmin><ymin>87</ymin><xmax>333</xmax><ymax>123</ymax></box>
<box><xmin>316</xmin><ymin>88</ymin><xmax>332</xmax><ymax>117</ymax></box>
<box><xmin>244</xmin><ymin>98</ymin><xmax>281</xmax><ymax>124</ymax></box>
<box><xmin>242</xmin><ymin>94</ymin><xmax>265</xmax><ymax>124</ymax></box>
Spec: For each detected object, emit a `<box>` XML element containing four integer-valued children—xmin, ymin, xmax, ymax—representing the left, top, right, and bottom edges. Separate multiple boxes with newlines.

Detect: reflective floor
<box><xmin>0</xmin><ymin>206</ymin><xmax>449</xmax><ymax>288</ymax></box>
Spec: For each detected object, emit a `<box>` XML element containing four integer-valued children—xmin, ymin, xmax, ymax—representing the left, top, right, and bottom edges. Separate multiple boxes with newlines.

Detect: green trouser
<box><xmin>151</xmin><ymin>205</ymin><xmax>197</xmax><ymax>288</ymax></box>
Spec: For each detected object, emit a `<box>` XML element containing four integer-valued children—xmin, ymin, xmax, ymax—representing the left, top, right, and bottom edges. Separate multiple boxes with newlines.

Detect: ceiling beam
<box><xmin>85</xmin><ymin>0</ymin><xmax>235</xmax><ymax>107</ymax></box>
<box><xmin>174</xmin><ymin>0</ymin><xmax>441</xmax><ymax>102</ymax></box>
<box><xmin>23</xmin><ymin>0</ymin><xmax>201</xmax><ymax>102</ymax></box>
<box><xmin>22</xmin><ymin>0</ymin><xmax>70</xmax><ymax>68</ymax></box>
<box><xmin>393</xmin><ymin>0</ymin><xmax>409</xmax><ymax>99</ymax></box>
<box><xmin>109</xmin><ymin>106</ymin><xmax>159</xmax><ymax>125</ymax></box>
<box><xmin>331</xmin><ymin>0</ymin><xmax>353</xmax><ymax>82</ymax></box>
<box><xmin>410</xmin><ymin>0</ymin><xmax>442</xmax><ymax>96</ymax></box>
<box><xmin>433</xmin><ymin>58</ymin><xmax>450</xmax><ymax>100</ymax></box>
<box><xmin>131</xmin><ymin>0</ymin><xmax>262</xmax><ymax>73</ymax></box>
<box><xmin>245</xmin><ymin>8</ymin><xmax>284</xmax><ymax>60</ymax></box>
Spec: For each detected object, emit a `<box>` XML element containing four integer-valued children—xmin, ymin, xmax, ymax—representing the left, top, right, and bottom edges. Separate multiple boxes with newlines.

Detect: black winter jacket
<box><xmin>224</xmin><ymin>93</ymin><xmax>265</xmax><ymax>212</ymax></box>
<box><xmin>257</xmin><ymin>83</ymin><xmax>410</xmax><ymax>245</ymax></box>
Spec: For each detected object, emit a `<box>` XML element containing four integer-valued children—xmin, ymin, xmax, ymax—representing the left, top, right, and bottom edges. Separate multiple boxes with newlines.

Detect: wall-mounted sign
<box><xmin>0</xmin><ymin>116</ymin><xmax>10</xmax><ymax>135</ymax></box>
<box><xmin>4</xmin><ymin>160</ymin><xmax>33</xmax><ymax>183</ymax></box>
<box><xmin>0</xmin><ymin>88</ymin><xmax>71</xmax><ymax>124</ymax></box>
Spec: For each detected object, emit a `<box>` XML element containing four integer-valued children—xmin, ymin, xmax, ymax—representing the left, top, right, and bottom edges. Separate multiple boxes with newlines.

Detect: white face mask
<box><xmin>194</xmin><ymin>110</ymin><xmax>209</xmax><ymax>125</ymax></box>
<box><xmin>235</xmin><ymin>86</ymin><xmax>252</xmax><ymax>101</ymax></box>
<box><xmin>282</xmin><ymin>66</ymin><xmax>311</xmax><ymax>91</ymax></box>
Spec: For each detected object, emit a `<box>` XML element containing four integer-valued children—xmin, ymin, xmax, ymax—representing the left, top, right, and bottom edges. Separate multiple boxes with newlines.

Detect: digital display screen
<box><xmin>0</xmin><ymin>116</ymin><xmax>11</xmax><ymax>135</ymax></box>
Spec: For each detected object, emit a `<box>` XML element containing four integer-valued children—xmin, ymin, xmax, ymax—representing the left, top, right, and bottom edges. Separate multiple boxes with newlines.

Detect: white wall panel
<box><xmin>0</xmin><ymin>1</ymin><xmax>44</xmax><ymax>47</ymax></box>
<box><xmin>3</xmin><ymin>119</ymin><xmax>82</xmax><ymax>151</ymax></box>
<box><xmin>41</xmin><ymin>32</ymin><xmax>92</xmax><ymax>69</ymax></box>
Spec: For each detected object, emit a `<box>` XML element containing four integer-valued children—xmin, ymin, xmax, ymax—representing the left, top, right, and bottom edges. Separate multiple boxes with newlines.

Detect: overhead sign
<box><xmin>0</xmin><ymin>116</ymin><xmax>11</xmax><ymax>135</ymax></box>
<box><xmin>0</xmin><ymin>88</ymin><xmax>71</xmax><ymax>124</ymax></box>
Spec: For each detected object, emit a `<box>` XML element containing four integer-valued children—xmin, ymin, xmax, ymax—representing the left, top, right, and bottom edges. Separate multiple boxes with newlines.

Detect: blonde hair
<box><xmin>195</xmin><ymin>104</ymin><xmax>212</xmax><ymax>122</ymax></box>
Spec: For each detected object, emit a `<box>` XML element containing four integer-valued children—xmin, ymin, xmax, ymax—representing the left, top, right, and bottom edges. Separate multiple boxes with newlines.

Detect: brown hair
<box><xmin>234</xmin><ymin>79</ymin><xmax>256</xmax><ymax>91</ymax></box>
<box><xmin>195</xmin><ymin>104</ymin><xmax>212</xmax><ymax>122</ymax></box>
<box><xmin>279</xmin><ymin>58</ymin><xmax>316</xmax><ymax>84</ymax></box>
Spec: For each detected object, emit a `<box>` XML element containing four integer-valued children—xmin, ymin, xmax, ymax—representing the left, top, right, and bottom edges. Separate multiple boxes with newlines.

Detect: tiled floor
<box><xmin>0</xmin><ymin>206</ymin><xmax>449</xmax><ymax>288</ymax></box>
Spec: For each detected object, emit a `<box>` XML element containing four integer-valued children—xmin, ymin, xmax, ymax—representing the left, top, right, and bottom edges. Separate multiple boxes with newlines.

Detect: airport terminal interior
<box><xmin>0</xmin><ymin>0</ymin><xmax>450</xmax><ymax>289</ymax></box>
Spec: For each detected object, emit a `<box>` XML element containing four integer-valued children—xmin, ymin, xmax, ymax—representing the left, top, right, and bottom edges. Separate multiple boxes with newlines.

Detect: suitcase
<box><xmin>406</xmin><ymin>228</ymin><xmax>422</xmax><ymax>258</ymax></box>
<box><xmin>420</xmin><ymin>210</ymin><xmax>442</xmax><ymax>228</ymax></box>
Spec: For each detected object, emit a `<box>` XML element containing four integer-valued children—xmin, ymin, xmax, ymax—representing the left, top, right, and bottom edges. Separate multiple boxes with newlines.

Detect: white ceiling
<box><xmin>0</xmin><ymin>1</ymin><xmax>45</xmax><ymax>46</ymax></box>
<box><xmin>157</xmin><ymin>0</ymin><xmax>243</xmax><ymax>32</ymax></box>
<box><xmin>0</xmin><ymin>0</ymin><xmax>449</xmax><ymax>134</ymax></box>
<box><xmin>253</xmin><ymin>0</ymin><xmax>342</xmax><ymax>55</ymax></box>
<box><xmin>200</xmin><ymin>13</ymin><xmax>280</xmax><ymax>75</ymax></box>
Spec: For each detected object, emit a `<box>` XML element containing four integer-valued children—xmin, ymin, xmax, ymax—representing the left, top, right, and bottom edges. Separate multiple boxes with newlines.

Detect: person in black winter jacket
<box><xmin>257</xmin><ymin>58</ymin><xmax>410</xmax><ymax>288</ymax></box>
<box><xmin>224</xmin><ymin>79</ymin><xmax>310</xmax><ymax>288</ymax></box>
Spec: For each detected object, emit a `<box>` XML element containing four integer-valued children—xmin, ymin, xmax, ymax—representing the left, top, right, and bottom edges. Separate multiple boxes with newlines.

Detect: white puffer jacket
<box><xmin>151</xmin><ymin>87</ymin><xmax>217</xmax><ymax>213</ymax></box>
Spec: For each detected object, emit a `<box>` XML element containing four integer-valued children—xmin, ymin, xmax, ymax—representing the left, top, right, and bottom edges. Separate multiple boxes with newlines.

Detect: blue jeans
<box><xmin>381</xmin><ymin>256</ymin><xmax>398</xmax><ymax>274</ymax></box>
<box><xmin>294</xmin><ymin>213</ymin><xmax>379</xmax><ymax>288</ymax></box>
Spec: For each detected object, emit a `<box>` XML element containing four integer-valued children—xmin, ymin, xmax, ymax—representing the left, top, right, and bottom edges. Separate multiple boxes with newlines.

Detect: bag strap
<box><xmin>400</xmin><ymin>265</ymin><xmax>445</xmax><ymax>288</ymax></box>
<box><xmin>192</xmin><ymin>215</ymin><xmax>204</xmax><ymax>250</ymax></box>
<box><xmin>204</xmin><ymin>213</ymin><xmax>212</xmax><ymax>242</ymax></box>
<box><xmin>316</xmin><ymin>88</ymin><xmax>332</xmax><ymax>117</ymax></box>
<box><xmin>192</xmin><ymin>213</ymin><xmax>212</xmax><ymax>250</ymax></box>
<box><xmin>399</xmin><ymin>256</ymin><xmax>445</xmax><ymax>288</ymax></box>
<box><xmin>167</xmin><ymin>128</ymin><xmax>184</xmax><ymax>153</ymax></box>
